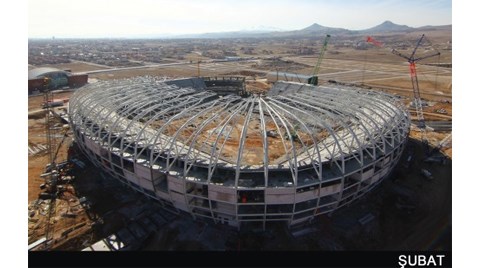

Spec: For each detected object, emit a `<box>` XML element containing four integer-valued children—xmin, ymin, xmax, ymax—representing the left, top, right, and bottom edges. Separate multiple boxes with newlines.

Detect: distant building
<box><xmin>225</xmin><ymin>56</ymin><xmax>241</xmax><ymax>61</ymax></box>
<box><xmin>28</xmin><ymin>67</ymin><xmax>88</xmax><ymax>94</ymax></box>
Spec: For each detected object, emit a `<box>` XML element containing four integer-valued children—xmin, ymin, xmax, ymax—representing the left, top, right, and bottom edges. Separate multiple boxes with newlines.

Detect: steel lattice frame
<box><xmin>69</xmin><ymin>77</ymin><xmax>410</xmax><ymax>228</ymax></box>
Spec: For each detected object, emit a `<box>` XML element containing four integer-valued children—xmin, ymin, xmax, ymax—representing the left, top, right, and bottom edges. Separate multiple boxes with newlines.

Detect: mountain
<box><xmin>302</xmin><ymin>23</ymin><xmax>332</xmax><ymax>32</ymax></box>
<box><xmin>172</xmin><ymin>29</ymin><xmax>281</xmax><ymax>39</ymax></box>
<box><xmin>295</xmin><ymin>23</ymin><xmax>351</xmax><ymax>34</ymax></box>
<box><xmin>173</xmin><ymin>23</ymin><xmax>350</xmax><ymax>39</ymax></box>
<box><xmin>174</xmin><ymin>31</ymin><xmax>267</xmax><ymax>39</ymax></box>
<box><xmin>417</xmin><ymin>24</ymin><xmax>452</xmax><ymax>31</ymax></box>
<box><xmin>165</xmin><ymin>21</ymin><xmax>450</xmax><ymax>39</ymax></box>
<box><xmin>262</xmin><ymin>23</ymin><xmax>352</xmax><ymax>38</ymax></box>
<box><xmin>361</xmin><ymin>20</ymin><xmax>413</xmax><ymax>33</ymax></box>
<box><xmin>240</xmin><ymin>25</ymin><xmax>284</xmax><ymax>33</ymax></box>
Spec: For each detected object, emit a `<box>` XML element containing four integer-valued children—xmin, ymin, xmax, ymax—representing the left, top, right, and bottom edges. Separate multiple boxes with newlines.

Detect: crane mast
<box><xmin>42</xmin><ymin>77</ymin><xmax>59</xmax><ymax>249</ymax></box>
<box><xmin>308</xmin><ymin>34</ymin><xmax>331</xmax><ymax>85</ymax></box>
<box><xmin>366</xmin><ymin>34</ymin><xmax>440</xmax><ymax>155</ymax></box>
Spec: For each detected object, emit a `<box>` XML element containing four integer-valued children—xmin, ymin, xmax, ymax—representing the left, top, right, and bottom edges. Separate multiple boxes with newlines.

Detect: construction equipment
<box><xmin>308</xmin><ymin>34</ymin><xmax>331</xmax><ymax>85</ymax></box>
<box><xmin>197</xmin><ymin>59</ymin><xmax>201</xmax><ymax>77</ymax></box>
<box><xmin>40</xmin><ymin>77</ymin><xmax>65</xmax><ymax>250</ymax></box>
<box><xmin>42</xmin><ymin>90</ymin><xmax>58</xmax><ymax>249</ymax></box>
<box><xmin>52</xmin><ymin>125</ymin><xmax>70</xmax><ymax>164</ymax></box>
<box><xmin>194</xmin><ymin>52</ymin><xmax>202</xmax><ymax>77</ymax></box>
<box><xmin>367</xmin><ymin>35</ymin><xmax>440</xmax><ymax>156</ymax></box>
<box><xmin>42</xmin><ymin>76</ymin><xmax>50</xmax><ymax>90</ymax></box>
<box><xmin>424</xmin><ymin>133</ymin><xmax>451</xmax><ymax>164</ymax></box>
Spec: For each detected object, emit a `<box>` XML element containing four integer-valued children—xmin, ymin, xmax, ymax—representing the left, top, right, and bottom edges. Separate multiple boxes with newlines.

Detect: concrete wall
<box><xmin>29</xmin><ymin>73</ymin><xmax>88</xmax><ymax>93</ymax></box>
<box><xmin>68</xmin><ymin>74</ymin><xmax>88</xmax><ymax>88</ymax></box>
<box><xmin>265</xmin><ymin>193</ymin><xmax>295</xmax><ymax>204</ymax></box>
<box><xmin>168</xmin><ymin>176</ymin><xmax>185</xmax><ymax>193</ymax></box>
<box><xmin>70</xmin><ymin>102</ymin><xmax>407</xmax><ymax>228</ymax></box>
<box><xmin>84</xmin><ymin>138</ymin><xmax>101</xmax><ymax>155</ymax></box>
<box><xmin>138</xmin><ymin>177</ymin><xmax>155</xmax><ymax>191</ymax></box>
<box><xmin>134</xmin><ymin>163</ymin><xmax>151</xmax><ymax>181</ymax></box>
<box><xmin>28</xmin><ymin>78</ymin><xmax>45</xmax><ymax>93</ymax></box>
<box><xmin>209</xmin><ymin>184</ymin><xmax>236</xmax><ymax>203</ymax></box>
<box><xmin>215</xmin><ymin>202</ymin><xmax>236</xmax><ymax>215</ymax></box>
<box><xmin>124</xmin><ymin>170</ymin><xmax>139</xmax><ymax>184</ymax></box>
<box><xmin>319</xmin><ymin>184</ymin><xmax>342</xmax><ymax>196</ymax></box>
<box><xmin>295</xmin><ymin>189</ymin><xmax>320</xmax><ymax>203</ymax></box>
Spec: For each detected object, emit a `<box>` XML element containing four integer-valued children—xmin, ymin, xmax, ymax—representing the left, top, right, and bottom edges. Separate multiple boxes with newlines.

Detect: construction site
<box><xmin>28</xmin><ymin>31</ymin><xmax>452</xmax><ymax>252</ymax></box>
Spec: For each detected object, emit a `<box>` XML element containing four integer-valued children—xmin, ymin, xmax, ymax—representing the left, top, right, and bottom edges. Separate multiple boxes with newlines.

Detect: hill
<box><xmin>168</xmin><ymin>21</ymin><xmax>451</xmax><ymax>39</ymax></box>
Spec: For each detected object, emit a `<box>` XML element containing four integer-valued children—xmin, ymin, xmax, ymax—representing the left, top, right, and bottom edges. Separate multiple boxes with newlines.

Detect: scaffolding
<box><xmin>41</xmin><ymin>81</ymin><xmax>59</xmax><ymax>249</ymax></box>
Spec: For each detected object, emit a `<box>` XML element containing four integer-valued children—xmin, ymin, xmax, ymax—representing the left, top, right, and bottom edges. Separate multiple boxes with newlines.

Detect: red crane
<box><xmin>367</xmin><ymin>34</ymin><xmax>440</xmax><ymax>155</ymax></box>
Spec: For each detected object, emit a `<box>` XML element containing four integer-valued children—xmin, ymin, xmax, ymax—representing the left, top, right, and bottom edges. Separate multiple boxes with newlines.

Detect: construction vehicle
<box><xmin>367</xmin><ymin>35</ymin><xmax>440</xmax><ymax>156</ymax></box>
<box><xmin>308</xmin><ymin>34</ymin><xmax>331</xmax><ymax>85</ymax></box>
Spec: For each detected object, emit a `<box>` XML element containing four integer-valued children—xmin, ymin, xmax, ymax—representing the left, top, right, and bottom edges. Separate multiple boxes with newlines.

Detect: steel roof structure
<box><xmin>28</xmin><ymin>67</ymin><xmax>69</xmax><ymax>80</ymax></box>
<box><xmin>69</xmin><ymin>77</ymin><xmax>410</xmax><ymax>228</ymax></box>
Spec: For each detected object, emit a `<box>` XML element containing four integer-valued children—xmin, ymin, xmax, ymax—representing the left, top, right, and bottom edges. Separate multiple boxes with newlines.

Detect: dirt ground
<box><xmin>28</xmin><ymin>91</ymin><xmax>96</xmax><ymax>250</ymax></box>
<box><xmin>28</xmin><ymin>90</ymin><xmax>451</xmax><ymax>252</ymax></box>
<box><xmin>28</xmin><ymin>44</ymin><xmax>451</xmax><ymax>251</ymax></box>
<box><xmin>28</xmin><ymin>91</ymin><xmax>73</xmax><ymax>112</ymax></box>
<box><xmin>35</xmin><ymin>62</ymin><xmax>109</xmax><ymax>73</ymax></box>
<box><xmin>28</xmin><ymin>91</ymin><xmax>74</xmax><ymax>201</ymax></box>
<box><xmin>245</xmin><ymin>79</ymin><xmax>271</xmax><ymax>93</ymax></box>
<box><xmin>410</xmin><ymin>130</ymin><xmax>452</xmax><ymax>158</ymax></box>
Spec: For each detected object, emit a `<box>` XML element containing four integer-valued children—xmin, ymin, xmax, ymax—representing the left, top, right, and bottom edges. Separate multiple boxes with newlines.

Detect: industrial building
<box><xmin>68</xmin><ymin>76</ymin><xmax>410</xmax><ymax>229</ymax></box>
<box><xmin>28</xmin><ymin>67</ymin><xmax>88</xmax><ymax>94</ymax></box>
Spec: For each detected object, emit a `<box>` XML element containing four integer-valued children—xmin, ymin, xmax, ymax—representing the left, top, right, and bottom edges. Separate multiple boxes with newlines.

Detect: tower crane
<box><xmin>308</xmin><ymin>34</ymin><xmax>331</xmax><ymax>85</ymax></box>
<box><xmin>366</xmin><ymin>35</ymin><xmax>440</xmax><ymax>155</ymax></box>
<box><xmin>39</xmin><ymin>77</ymin><xmax>73</xmax><ymax>250</ymax></box>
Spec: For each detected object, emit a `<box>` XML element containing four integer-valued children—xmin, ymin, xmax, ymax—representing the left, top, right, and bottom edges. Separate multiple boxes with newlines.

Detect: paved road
<box><xmin>78</xmin><ymin>61</ymin><xmax>189</xmax><ymax>75</ymax></box>
<box><xmin>78</xmin><ymin>58</ymin><xmax>258</xmax><ymax>75</ymax></box>
<box><xmin>75</xmin><ymin>58</ymin><xmax>451</xmax><ymax>101</ymax></box>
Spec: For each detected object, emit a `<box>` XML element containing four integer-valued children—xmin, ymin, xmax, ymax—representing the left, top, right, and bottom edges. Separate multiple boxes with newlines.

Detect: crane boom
<box><xmin>366</xmin><ymin>35</ymin><xmax>440</xmax><ymax>155</ymax></box>
<box><xmin>308</xmin><ymin>34</ymin><xmax>331</xmax><ymax>85</ymax></box>
<box><xmin>366</xmin><ymin>36</ymin><xmax>383</xmax><ymax>48</ymax></box>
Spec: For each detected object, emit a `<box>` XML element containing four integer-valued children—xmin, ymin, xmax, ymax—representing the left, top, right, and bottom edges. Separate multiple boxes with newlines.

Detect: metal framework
<box><xmin>43</xmin><ymin>81</ymin><xmax>58</xmax><ymax>249</ymax></box>
<box><xmin>367</xmin><ymin>34</ymin><xmax>440</xmax><ymax>155</ymax></box>
<box><xmin>390</xmin><ymin>34</ymin><xmax>440</xmax><ymax>155</ymax></box>
<box><xmin>69</xmin><ymin>77</ymin><xmax>410</xmax><ymax>229</ymax></box>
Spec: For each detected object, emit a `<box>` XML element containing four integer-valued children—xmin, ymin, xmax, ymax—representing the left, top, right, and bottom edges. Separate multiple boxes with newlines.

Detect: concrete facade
<box><xmin>69</xmin><ymin>77</ymin><xmax>410</xmax><ymax>229</ymax></box>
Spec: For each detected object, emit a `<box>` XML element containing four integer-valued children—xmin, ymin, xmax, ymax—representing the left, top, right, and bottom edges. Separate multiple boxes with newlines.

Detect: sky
<box><xmin>28</xmin><ymin>0</ymin><xmax>452</xmax><ymax>38</ymax></box>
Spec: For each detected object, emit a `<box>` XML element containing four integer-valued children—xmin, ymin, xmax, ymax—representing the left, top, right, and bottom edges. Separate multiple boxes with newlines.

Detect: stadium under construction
<box><xmin>68</xmin><ymin>76</ymin><xmax>410</xmax><ymax>229</ymax></box>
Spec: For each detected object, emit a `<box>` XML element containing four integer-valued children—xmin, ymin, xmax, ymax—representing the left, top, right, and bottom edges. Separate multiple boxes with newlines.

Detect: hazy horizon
<box><xmin>28</xmin><ymin>0</ymin><xmax>451</xmax><ymax>39</ymax></box>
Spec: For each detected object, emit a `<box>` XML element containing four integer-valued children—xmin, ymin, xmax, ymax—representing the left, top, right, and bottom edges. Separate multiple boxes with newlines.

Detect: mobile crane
<box><xmin>367</xmin><ymin>34</ymin><xmax>440</xmax><ymax>155</ymax></box>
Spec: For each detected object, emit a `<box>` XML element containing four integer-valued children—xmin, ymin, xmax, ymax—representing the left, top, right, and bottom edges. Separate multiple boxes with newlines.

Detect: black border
<box><xmin>29</xmin><ymin>250</ymin><xmax>452</xmax><ymax>268</ymax></box>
